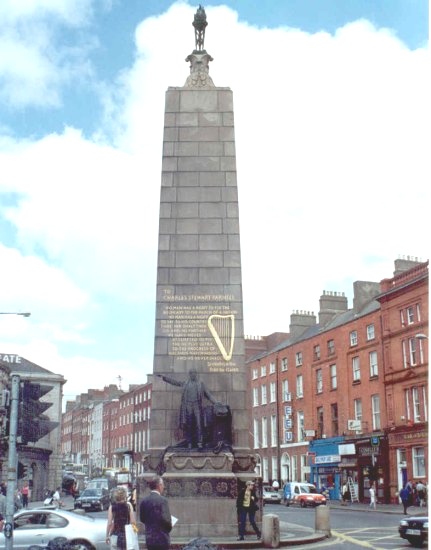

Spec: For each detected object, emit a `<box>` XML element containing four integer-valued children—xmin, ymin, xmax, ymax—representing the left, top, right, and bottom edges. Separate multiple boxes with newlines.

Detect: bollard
<box><xmin>262</xmin><ymin>513</ymin><xmax>280</xmax><ymax>548</ymax></box>
<box><xmin>315</xmin><ymin>504</ymin><xmax>331</xmax><ymax>537</ymax></box>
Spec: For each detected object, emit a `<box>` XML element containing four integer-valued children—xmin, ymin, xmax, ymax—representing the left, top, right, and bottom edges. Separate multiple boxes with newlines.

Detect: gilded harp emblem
<box><xmin>208</xmin><ymin>314</ymin><xmax>235</xmax><ymax>361</ymax></box>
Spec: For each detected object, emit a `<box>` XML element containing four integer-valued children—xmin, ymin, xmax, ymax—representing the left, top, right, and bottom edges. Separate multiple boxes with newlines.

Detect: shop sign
<box><xmin>315</xmin><ymin>454</ymin><xmax>340</xmax><ymax>464</ymax></box>
<box><xmin>317</xmin><ymin>466</ymin><xmax>340</xmax><ymax>474</ymax></box>
<box><xmin>358</xmin><ymin>446</ymin><xmax>380</xmax><ymax>456</ymax></box>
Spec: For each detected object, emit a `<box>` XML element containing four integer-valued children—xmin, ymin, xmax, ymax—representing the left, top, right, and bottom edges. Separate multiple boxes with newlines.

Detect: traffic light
<box><xmin>17</xmin><ymin>381</ymin><xmax>58</xmax><ymax>445</ymax></box>
<box><xmin>17</xmin><ymin>461</ymin><xmax>28</xmax><ymax>479</ymax></box>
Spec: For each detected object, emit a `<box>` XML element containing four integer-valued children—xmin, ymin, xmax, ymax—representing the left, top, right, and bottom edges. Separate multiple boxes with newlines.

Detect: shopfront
<box><xmin>309</xmin><ymin>437</ymin><xmax>344</xmax><ymax>501</ymax></box>
<box><xmin>387</xmin><ymin>424</ymin><xmax>428</xmax><ymax>503</ymax></box>
<box><xmin>355</xmin><ymin>435</ymin><xmax>390</xmax><ymax>504</ymax></box>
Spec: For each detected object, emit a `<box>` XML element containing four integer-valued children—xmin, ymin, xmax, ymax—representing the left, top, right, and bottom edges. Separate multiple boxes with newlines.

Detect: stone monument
<box><xmin>142</xmin><ymin>6</ymin><xmax>259</xmax><ymax>539</ymax></box>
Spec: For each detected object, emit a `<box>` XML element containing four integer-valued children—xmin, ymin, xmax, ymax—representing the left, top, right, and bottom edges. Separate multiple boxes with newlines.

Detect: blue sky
<box><xmin>0</xmin><ymin>1</ymin><xmax>429</xmax><ymax>406</ymax></box>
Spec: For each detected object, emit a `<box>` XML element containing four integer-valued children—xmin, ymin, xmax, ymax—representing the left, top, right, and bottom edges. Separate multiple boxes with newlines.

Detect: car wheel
<box><xmin>300</xmin><ymin>500</ymin><xmax>306</xmax><ymax>508</ymax></box>
<box><xmin>70</xmin><ymin>540</ymin><xmax>94</xmax><ymax>550</ymax></box>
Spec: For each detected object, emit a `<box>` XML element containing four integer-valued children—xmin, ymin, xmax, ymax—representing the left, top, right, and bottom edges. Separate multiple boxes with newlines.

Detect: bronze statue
<box><xmin>193</xmin><ymin>4</ymin><xmax>207</xmax><ymax>51</ymax></box>
<box><xmin>157</xmin><ymin>368</ymin><xmax>226</xmax><ymax>450</ymax></box>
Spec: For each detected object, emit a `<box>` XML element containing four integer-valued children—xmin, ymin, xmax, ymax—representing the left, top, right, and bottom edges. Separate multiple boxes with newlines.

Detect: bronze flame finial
<box><xmin>193</xmin><ymin>4</ymin><xmax>207</xmax><ymax>51</ymax></box>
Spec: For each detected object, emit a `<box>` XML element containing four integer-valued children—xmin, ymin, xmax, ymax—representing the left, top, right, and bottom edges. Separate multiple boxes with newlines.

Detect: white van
<box><xmin>283</xmin><ymin>482</ymin><xmax>327</xmax><ymax>507</ymax></box>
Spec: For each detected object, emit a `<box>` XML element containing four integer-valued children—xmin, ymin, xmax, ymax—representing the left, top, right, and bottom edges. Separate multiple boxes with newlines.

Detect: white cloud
<box><xmin>0</xmin><ymin>0</ymin><xmax>99</xmax><ymax>108</ymax></box>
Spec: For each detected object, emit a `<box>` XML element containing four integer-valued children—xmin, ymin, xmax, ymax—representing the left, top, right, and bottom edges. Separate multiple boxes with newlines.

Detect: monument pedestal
<box><xmin>140</xmin><ymin>450</ymin><xmax>260</xmax><ymax>538</ymax></box>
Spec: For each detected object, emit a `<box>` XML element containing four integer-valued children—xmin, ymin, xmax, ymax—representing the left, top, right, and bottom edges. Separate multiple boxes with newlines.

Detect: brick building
<box><xmin>245</xmin><ymin>258</ymin><xmax>428</xmax><ymax>504</ymax></box>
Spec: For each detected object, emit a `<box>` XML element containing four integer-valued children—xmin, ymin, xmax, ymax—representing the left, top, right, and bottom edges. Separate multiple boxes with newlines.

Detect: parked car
<box><xmin>262</xmin><ymin>485</ymin><xmax>281</xmax><ymax>504</ymax></box>
<box><xmin>399</xmin><ymin>516</ymin><xmax>428</xmax><ymax>548</ymax></box>
<box><xmin>0</xmin><ymin>508</ymin><xmax>109</xmax><ymax>549</ymax></box>
<box><xmin>74</xmin><ymin>487</ymin><xmax>111</xmax><ymax>512</ymax></box>
<box><xmin>283</xmin><ymin>482</ymin><xmax>327</xmax><ymax>507</ymax></box>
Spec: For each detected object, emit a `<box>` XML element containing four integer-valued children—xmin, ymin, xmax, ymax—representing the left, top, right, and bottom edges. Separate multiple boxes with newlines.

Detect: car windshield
<box><xmin>82</xmin><ymin>489</ymin><xmax>102</xmax><ymax>497</ymax></box>
<box><xmin>300</xmin><ymin>485</ymin><xmax>317</xmax><ymax>494</ymax></box>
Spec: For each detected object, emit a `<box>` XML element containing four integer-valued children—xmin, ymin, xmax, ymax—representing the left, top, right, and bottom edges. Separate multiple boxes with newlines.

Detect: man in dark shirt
<box><xmin>140</xmin><ymin>476</ymin><xmax>172</xmax><ymax>550</ymax></box>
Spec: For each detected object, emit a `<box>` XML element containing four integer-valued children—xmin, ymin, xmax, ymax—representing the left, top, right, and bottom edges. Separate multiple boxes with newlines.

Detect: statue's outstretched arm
<box><xmin>156</xmin><ymin>373</ymin><xmax>184</xmax><ymax>387</ymax></box>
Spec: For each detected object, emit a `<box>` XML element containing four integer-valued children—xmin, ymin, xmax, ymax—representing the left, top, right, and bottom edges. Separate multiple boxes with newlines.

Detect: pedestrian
<box><xmin>21</xmin><ymin>481</ymin><xmax>30</xmax><ymax>508</ymax></box>
<box><xmin>236</xmin><ymin>480</ymin><xmax>261</xmax><ymax>541</ymax></box>
<box><xmin>0</xmin><ymin>491</ymin><xmax>6</xmax><ymax>516</ymax></box>
<box><xmin>140</xmin><ymin>475</ymin><xmax>172</xmax><ymax>550</ymax></box>
<box><xmin>0</xmin><ymin>513</ymin><xmax>4</xmax><ymax>533</ymax></box>
<box><xmin>369</xmin><ymin>483</ymin><xmax>376</xmax><ymax>510</ymax></box>
<box><xmin>406</xmin><ymin>479</ymin><xmax>415</xmax><ymax>505</ymax></box>
<box><xmin>106</xmin><ymin>486</ymin><xmax>137</xmax><ymax>549</ymax></box>
<box><xmin>416</xmin><ymin>480</ymin><xmax>427</xmax><ymax>507</ymax></box>
<box><xmin>342</xmin><ymin>483</ymin><xmax>350</xmax><ymax>505</ymax></box>
<box><xmin>129</xmin><ymin>485</ymin><xmax>137</xmax><ymax>511</ymax></box>
<box><xmin>52</xmin><ymin>486</ymin><xmax>63</xmax><ymax>509</ymax></box>
<box><xmin>400</xmin><ymin>485</ymin><xmax>410</xmax><ymax>514</ymax></box>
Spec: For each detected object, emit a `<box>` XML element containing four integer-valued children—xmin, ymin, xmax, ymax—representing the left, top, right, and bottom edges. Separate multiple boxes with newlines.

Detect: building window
<box><xmin>271</xmin><ymin>414</ymin><xmax>277</xmax><ymax>447</ymax></box>
<box><xmin>331</xmin><ymin>403</ymin><xmax>338</xmax><ymax>436</ymax></box>
<box><xmin>269</xmin><ymin>381</ymin><xmax>276</xmax><ymax>403</ymax></box>
<box><xmin>352</xmin><ymin>356</ymin><xmax>361</xmax><ymax>382</ymax></box>
<box><xmin>252</xmin><ymin>368</ymin><xmax>258</xmax><ymax>380</ymax></box>
<box><xmin>261</xmin><ymin>385</ymin><xmax>267</xmax><ymax>405</ymax></box>
<box><xmin>371</xmin><ymin>394</ymin><xmax>381</xmax><ymax>430</ymax></box>
<box><xmin>263</xmin><ymin>457</ymin><xmax>269</xmax><ymax>482</ymax></box>
<box><xmin>327</xmin><ymin>339</ymin><xmax>335</xmax><ymax>356</ymax></box>
<box><xmin>402</xmin><ymin>338</ymin><xmax>420</xmax><ymax>367</ymax></box>
<box><xmin>317</xmin><ymin>407</ymin><xmax>324</xmax><ymax>438</ymax></box>
<box><xmin>297</xmin><ymin>411</ymin><xmax>305</xmax><ymax>442</ymax></box>
<box><xmin>313</xmin><ymin>344</ymin><xmax>320</xmax><ymax>361</ymax></box>
<box><xmin>316</xmin><ymin>369</ymin><xmax>323</xmax><ymax>394</ymax></box>
<box><xmin>269</xmin><ymin>362</ymin><xmax>276</xmax><ymax>374</ymax></box>
<box><xmin>354</xmin><ymin>398</ymin><xmax>362</xmax><ymax>421</ymax></box>
<box><xmin>253</xmin><ymin>387</ymin><xmax>259</xmax><ymax>407</ymax></box>
<box><xmin>261</xmin><ymin>417</ymin><xmax>268</xmax><ymax>447</ymax></box>
<box><xmin>261</xmin><ymin>364</ymin><xmax>267</xmax><ymax>377</ymax></box>
<box><xmin>350</xmin><ymin>331</ymin><xmax>358</xmax><ymax>346</ymax></box>
<box><xmin>405</xmin><ymin>386</ymin><xmax>427</xmax><ymax>423</ymax></box>
<box><xmin>412</xmin><ymin>387</ymin><xmax>421</xmax><ymax>423</ymax></box>
<box><xmin>295</xmin><ymin>351</ymin><xmax>303</xmax><ymax>367</ymax></box>
<box><xmin>272</xmin><ymin>455</ymin><xmax>278</xmax><ymax>482</ymax></box>
<box><xmin>369</xmin><ymin>351</ymin><xmax>378</xmax><ymax>377</ymax></box>
<box><xmin>291</xmin><ymin>455</ymin><xmax>298</xmax><ymax>482</ymax></box>
<box><xmin>413</xmin><ymin>447</ymin><xmax>426</xmax><ymax>477</ymax></box>
<box><xmin>407</xmin><ymin>306</ymin><xmax>415</xmax><ymax>325</ymax></box>
<box><xmin>296</xmin><ymin>375</ymin><xmax>303</xmax><ymax>398</ymax></box>
<box><xmin>366</xmin><ymin>324</ymin><xmax>375</xmax><ymax>341</ymax></box>
<box><xmin>282</xmin><ymin>380</ymin><xmax>290</xmax><ymax>402</ymax></box>
<box><xmin>330</xmin><ymin>364</ymin><xmax>337</xmax><ymax>390</ymax></box>
<box><xmin>253</xmin><ymin>418</ymin><xmax>259</xmax><ymax>449</ymax></box>
<box><xmin>281</xmin><ymin>357</ymin><xmax>288</xmax><ymax>371</ymax></box>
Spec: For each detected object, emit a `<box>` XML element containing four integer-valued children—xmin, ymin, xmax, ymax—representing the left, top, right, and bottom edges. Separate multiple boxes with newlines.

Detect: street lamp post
<box><xmin>0</xmin><ymin>311</ymin><xmax>30</xmax><ymax>550</ymax></box>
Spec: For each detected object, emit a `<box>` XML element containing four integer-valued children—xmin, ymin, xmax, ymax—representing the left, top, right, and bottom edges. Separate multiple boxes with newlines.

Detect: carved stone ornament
<box><xmin>184</xmin><ymin>52</ymin><xmax>215</xmax><ymax>88</ymax></box>
<box><xmin>164</xmin><ymin>451</ymin><xmax>234</xmax><ymax>473</ymax></box>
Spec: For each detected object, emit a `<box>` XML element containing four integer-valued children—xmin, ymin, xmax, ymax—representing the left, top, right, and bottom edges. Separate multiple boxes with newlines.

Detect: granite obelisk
<box><xmin>143</xmin><ymin>7</ymin><xmax>258</xmax><ymax>538</ymax></box>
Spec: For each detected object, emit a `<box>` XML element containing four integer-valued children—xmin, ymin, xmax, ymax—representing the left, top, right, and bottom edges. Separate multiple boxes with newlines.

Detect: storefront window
<box><xmin>413</xmin><ymin>447</ymin><xmax>426</xmax><ymax>477</ymax></box>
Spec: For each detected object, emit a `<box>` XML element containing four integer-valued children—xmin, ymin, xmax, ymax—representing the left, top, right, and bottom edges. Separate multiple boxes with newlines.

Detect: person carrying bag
<box><xmin>106</xmin><ymin>487</ymin><xmax>137</xmax><ymax>550</ymax></box>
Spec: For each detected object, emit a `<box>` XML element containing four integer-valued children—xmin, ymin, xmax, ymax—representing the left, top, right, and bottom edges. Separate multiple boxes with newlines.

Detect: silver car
<box><xmin>0</xmin><ymin>508</ymin><xmax>109</xmax><ymax>550</ymax></box>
